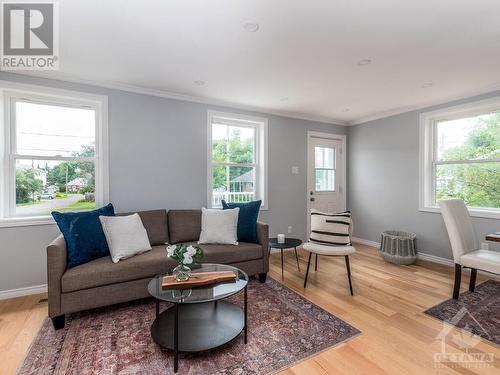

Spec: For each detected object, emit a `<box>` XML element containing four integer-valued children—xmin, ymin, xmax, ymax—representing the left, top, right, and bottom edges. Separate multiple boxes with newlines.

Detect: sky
<box><xmin>15</xmin><ymin>101</ymin><xmax>95</xmax><ymax>168</ymax></box>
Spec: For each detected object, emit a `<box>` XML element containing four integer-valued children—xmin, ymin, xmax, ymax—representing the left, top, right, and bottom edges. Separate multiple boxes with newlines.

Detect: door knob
<box><xmin>310</xmin><ymin>197</ymin><xmax>315</xmax><ymax>202</ymax></box>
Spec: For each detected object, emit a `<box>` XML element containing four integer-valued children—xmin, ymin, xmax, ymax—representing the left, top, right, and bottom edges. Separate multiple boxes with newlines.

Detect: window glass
<box><xmin>13</xmin><ymin>100</ymin><xmax>96</xmax><ymax>217</ymax></box>
<box><xmin>434</xmin><ymin>111</ymin><xmax>500</xmax><ymax>209</ymax></box>
<box><xmin>314</xmin><ymin>146</ymin><xmax>336</xmax><ymax>191</ymax></box>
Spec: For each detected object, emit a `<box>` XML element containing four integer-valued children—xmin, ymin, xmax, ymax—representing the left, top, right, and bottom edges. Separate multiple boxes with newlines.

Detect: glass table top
<box><xmin>148</xmin><ymin>263</ymin><xmax>248</xmax><ymax>304</ymax></box>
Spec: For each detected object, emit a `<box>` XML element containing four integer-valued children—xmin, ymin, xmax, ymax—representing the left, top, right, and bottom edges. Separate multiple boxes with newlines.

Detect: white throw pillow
<box><xmin>309</xmin><ymin>209</ymin><xmax>352</xmax><ymax>246</ymax></box>
<box><xmin>99</xmin><ymin>213</ymin><xmax>152</xmax><ymax>263</ymax></box>
<box><xmin>198</xmin><ymin>207</ymin><xmax>239</xmax><ymax>245</ymax></box>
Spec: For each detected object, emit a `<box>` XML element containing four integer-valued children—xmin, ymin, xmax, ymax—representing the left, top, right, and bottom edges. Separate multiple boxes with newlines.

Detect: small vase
<box><xmin>173</xmin><ymin>264</ymin><xmax>191</xmax><ymax>282</ymax></box>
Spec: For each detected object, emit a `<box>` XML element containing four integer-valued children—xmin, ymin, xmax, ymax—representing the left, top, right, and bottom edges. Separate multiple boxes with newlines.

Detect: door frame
<box><xmin>306</xmin><ymin>131</ymin><xmax>347</xmax><ymax>237</ymax></box>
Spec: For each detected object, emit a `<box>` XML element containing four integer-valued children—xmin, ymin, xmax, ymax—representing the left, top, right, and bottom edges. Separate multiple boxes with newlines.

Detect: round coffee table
<box><xmin>148</xmin><ymin>263</ymin><xmax>248</xmax><ymax>373</ymax></box>
<box><xmin>269</xmin><ymin>237</ymin><xmax>302</xmax><ymax>279</ymax></box>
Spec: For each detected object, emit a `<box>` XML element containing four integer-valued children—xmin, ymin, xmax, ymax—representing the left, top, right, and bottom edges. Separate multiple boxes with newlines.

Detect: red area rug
<box><xmin>19</xmin><ymin>278</ymin><xmax>360</xmax><ymax>374</ymax></box>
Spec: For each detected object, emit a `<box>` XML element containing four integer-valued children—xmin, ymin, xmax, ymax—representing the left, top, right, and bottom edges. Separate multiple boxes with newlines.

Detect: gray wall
<box><xmin>0</xmin><ymin>72</ymin><xmax>346</xmax><ymax>292</ymax></box>
<box><xmin>348</xmin><ymin>91</ymin><xmax>500</xmax><ymax>259</ymax></box>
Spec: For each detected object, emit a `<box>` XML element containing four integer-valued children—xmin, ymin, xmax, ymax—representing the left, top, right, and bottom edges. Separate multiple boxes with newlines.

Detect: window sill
<box><xmin>0</xmin><ymin>216</ymin><xmax>56</xmax><ymax>228</ymax></box>
<box><xmin>419</xmin><ymin>206</ymin><xmax>500</xmax><ymax>220</ymax></box>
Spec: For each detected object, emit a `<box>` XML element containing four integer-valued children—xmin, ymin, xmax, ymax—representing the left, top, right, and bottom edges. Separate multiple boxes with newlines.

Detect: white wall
<box><xmin>0</xmin><ymin>72</ymin><xmax>346</xmax><ymax>293</ymax></box>
<box><xmin>348</xmin><ymin>90</ymin><xmax>500</xmax><ymax>259</ymax></box>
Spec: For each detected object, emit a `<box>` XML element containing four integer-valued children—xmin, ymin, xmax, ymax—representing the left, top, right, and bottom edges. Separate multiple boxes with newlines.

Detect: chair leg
<box><xmin>453</xmin><ymin>263</ymin><xmax>462</xmax><ymax>299</ymax></box>
<box><xmin>469</xmin><ymin>268</ymin><xmax>477</xmax><ymax>292</ymax></box>
<box><xmin>303</xmin><ymin>252</ymin><xmax>312</xmax><ymax>288</ymax></box>
<box><xmin>315</xmin><ymin>253</ymin><xmax>318</xmax><ymax>271</ymax></box>
<box><xmin>345</xmin><ymin>255</ymin><xmax>353</xmax><ymax>296</ymax></box>
<box><xmin>294</xmin><ymin>247</ymin><xmax>300</xmax><ymax>272</ymax></box>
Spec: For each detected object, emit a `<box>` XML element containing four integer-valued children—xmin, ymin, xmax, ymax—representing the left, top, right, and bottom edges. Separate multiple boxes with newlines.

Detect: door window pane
<box><xmin>315</xmin><ymin>169</ymin><xmax>335</xmax><ymax>191</ymax></box>
<box><xmin>314</xmin><ymin>146</ymin><xmax>336</xmax><ymax>191</ymax></box>
<box><xmin>15</xmin><ymin>101</ymin><xmax>95</xmax><ymax>157</ymax></box>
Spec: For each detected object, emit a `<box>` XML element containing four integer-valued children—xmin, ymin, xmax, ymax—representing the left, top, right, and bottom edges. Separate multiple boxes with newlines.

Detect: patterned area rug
<box><xmin>19</xmin><ymin>278</ymin><xmax>361</xmax><ymax>375</ymax></box>
<box><xmin>424</xmin><ymin>280</ymin><xmax>500</xmax><ymax>346</ymax></box>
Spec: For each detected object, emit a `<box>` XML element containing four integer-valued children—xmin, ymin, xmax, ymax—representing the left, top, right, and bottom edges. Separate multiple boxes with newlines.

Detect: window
<box><xmin>420</xmin><ymin>97</ymin><xmax>500</xmax><ymax>218</ymax></box>
<box><xmin>208</xmin><ymin>111</ymin><xmax>267</xmax><ymax>209</ymax></box>
<box><xmin>315</xmin><ymin>146</ymin><xmax>336</xmax><ymax>191</ymax></box>
<box><xmin>0</xmin><ymin>82</ymin><xmax>108</xmax><ymax>226</ymax></box>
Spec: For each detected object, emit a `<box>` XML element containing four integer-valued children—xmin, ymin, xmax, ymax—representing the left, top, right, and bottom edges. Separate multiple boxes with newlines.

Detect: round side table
<box><xmin>269</xmin><ymin>238</ymin><xmax>302</xmax><ymax>279</ymax></box>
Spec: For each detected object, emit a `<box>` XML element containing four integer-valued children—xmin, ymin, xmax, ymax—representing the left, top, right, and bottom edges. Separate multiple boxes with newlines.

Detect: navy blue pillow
<box><xmin>222</xmin><ymin>200</ymin><xmax>261</xmax><ymax>243</ymax></box>
<box><xmin>52</xmin><ymin>203</ymin><xmax>115</xmax><ymax>269</ymax></box>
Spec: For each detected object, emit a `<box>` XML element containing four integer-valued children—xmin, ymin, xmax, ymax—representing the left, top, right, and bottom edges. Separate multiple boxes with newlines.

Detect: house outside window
<box><xmin>0</xmin><ymin>81</ymin><xmax>109</xmax><ymax>227</ymax></box>
<box><xmin>419</xmin><ymin>97</ymin><xmax>500</xmax><ymax>219</ymax></box>
<box><xmin>207</xmin><ymin>111</ymin><xmax>268</xmax><ymax>209</ymax></box>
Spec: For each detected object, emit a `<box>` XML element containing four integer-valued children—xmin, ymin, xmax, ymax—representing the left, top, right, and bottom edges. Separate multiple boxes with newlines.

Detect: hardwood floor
<box><xmin>1</xmin><ymin>243</ymin><xmax>498</xmax><ymax>374</ymax></box>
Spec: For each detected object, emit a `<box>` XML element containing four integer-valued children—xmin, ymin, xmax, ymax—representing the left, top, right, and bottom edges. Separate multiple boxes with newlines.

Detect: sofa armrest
<box><xmin>47</xmin><ymin>235</ymin><xmax>67</xmax><ymax>317</ymax></box>
<box><xmin>256</xmin><ymin>222</ymin><xmax>269</xmax><ymax>270</ymax></box>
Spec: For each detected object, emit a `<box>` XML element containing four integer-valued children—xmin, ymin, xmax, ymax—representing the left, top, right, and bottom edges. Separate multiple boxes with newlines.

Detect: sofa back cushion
<box><xmin>118</xmin><ymin>209</ymin><xmax>168</xmax><ymax>246</ymax></box>
<box><xmin>168</xmin><ymin>209</ymin><xmax>202</xmax><ymax>244</ymax></box>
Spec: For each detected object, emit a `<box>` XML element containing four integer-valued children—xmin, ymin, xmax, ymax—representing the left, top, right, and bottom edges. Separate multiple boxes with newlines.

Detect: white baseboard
<box><xmin>352</xmin><ymin>236</ymin><xmax>455</xmax><ymax>267</ymax></box>
<box><xmin>0</xmin><ymin>284</ymin><xmax>47</xmax><ymax>300</ymax></box>
<box><xmin>351</xmin><ymin>237</ymin><xmax>380</xmax><ymax>248</ymax></box>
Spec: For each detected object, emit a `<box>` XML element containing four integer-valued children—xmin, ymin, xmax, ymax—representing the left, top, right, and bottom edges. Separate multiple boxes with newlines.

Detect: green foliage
<box><xmin>46</xmin><ymin>145</ymin><xmax>96</xmax><ymax>192</ymax></box>
<box><xmin>16</xmin><ymin>168</ymin><xmax>43</xmax><ymax>203</ymax></box>
<box><xmin>436</xmin><ymin>113</ymin><xmax>500</xmax><ymax>208</ymax></box>
<box><xmin>212</xmin><ymin>129</ymin><xmax>253</xmax><ymax>189</ymax></box>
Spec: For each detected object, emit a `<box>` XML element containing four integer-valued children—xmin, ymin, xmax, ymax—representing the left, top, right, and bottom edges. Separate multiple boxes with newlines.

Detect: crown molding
<box><xmin>11</xmin><ymin>71</ymin><xmax>348</xmax><ymax>126</ymax></box>
<box><xmin>347</xmin><ymin>82</ymin><xmax>500</xmax><ymax>126</ymax></box>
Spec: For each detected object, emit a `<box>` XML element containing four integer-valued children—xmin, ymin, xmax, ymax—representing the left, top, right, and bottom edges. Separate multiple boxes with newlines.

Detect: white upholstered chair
<box><xmin>439</xmin><ymin>199</ymin><xmax>500</xmax><ymax>299</ymax></box>
<box><xmin>302</xmin><ymin>210</ymin><xmax>356</xmax><ymax>295</ymax></box>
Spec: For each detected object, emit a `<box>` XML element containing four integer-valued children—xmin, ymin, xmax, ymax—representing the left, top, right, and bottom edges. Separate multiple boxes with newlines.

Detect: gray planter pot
<box><xmin>380</xmin><ymin>230</ymin><xmax>417</xmax><ymax>265</ymax></box>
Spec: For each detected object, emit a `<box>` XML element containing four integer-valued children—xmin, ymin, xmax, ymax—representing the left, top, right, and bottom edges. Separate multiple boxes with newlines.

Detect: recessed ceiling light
<box><xmin>194</xmin><ymin>80</ymin><xmax>205</xmax><ymax>86</ymax></box>
<box><xmin>280</xmin><ymin>97</ymin><xmax>289</xmax><ymax>102</ymax></box>
<box><xmin>357</xmin><ymin>59</ymin><xmax>372</xmax><ymax>66</ymax></box>
<box><xmin>243</xmin><ymin>22</ymin><xmax>259</xmax><ymax>32</ymax></box>
<box><xmin>421</xmin><ymin>82</ymin><xmax>433</xmax><ymax>88</ymax></box>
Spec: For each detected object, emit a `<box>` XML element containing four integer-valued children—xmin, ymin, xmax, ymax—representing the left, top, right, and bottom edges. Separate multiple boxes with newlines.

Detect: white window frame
<box><xmin>419</xmin><ymin>96</ymin><xmax>500</xmax><ymax>219</ymax></box>
<box><xmin>207</xmin><ymin>110</ymin><xmax>268</xmax><ymax>209</ymax></box>
<box><xmin>0</xmin><ymin>80</ymin><xmax>109</xmax><ymax>227</ymax></box>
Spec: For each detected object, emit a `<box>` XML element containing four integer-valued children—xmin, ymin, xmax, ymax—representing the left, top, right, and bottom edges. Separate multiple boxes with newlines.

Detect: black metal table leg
<box><xmin>244</xmin><ymin>285</ymin><xmax>248</xmax><ymax>344</ymax></box>
<box><xmin>156</xmin><ymin>299</ymin><xmax>160</xmax><ymax>318</ymax></box>
<box><xmin>294</xmin><ymin>247</ymin><xmax>300</xmax><ymax>272</ymax></box>
<box><xmin>280</xmin><ymin>248</ymin><xmax>284</xmax><ymax>279</ymax></box>
<box><xmin>315</xmin><ymin>253</ymin><xmax>318</xmax><ymax>271</ymax></box>
<box><xmin>174</xmin><ymin>303</ymin><xmax>179</xmax><ymax>372</ymax></box>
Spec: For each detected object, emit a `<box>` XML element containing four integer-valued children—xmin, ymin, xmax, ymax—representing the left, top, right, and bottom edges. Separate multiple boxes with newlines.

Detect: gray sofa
<box><xmin>47</xmin><ymin>209</ymin><xmax>269</xmax><ymax>329</ymax></box>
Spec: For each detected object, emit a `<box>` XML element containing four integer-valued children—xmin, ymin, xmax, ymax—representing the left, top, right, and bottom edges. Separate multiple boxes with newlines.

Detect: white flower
<box><xmin>186</xmin><ymin>245</ymin><xmax>197</xmax><ymax>256</ymax></box>
<box><xmin>167</xmin><ymin>245</ymin><xmax>176</xmax><ymax>257</ymax></box>
<box><xmin>183</xmin><ymin>253</ymin><xmax>193</xmax><ymax>264</ymax></box>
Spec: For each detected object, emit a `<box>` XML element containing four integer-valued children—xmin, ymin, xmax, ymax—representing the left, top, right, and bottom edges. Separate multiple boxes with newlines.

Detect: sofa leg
<box><xmin>51</xmin><ymin>315</ymin><xmax>65</xmax><ymax>330</ymax></box>
<box><xmin>258</xmin><ymin>273</ymin><xmax>267</xmax><ymax>283</ymax></box>
<box><xmin>453</xmin><ymin>264</ymin><xmax>462</xmax><ymax>299</ymax></box>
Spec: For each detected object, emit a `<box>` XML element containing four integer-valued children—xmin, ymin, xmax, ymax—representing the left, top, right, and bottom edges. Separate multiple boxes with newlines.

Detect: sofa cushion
<box><xmin>62</xmin><ymin>245</ymin><xmax>174</xmax><ymax>293</ymax></box>
<box><xmin>185</xmin><ymin>242</ymin><xmax>263</xmax><ymax>264</ymax></box>
<box><xmin>52</xmin><ymin>203</ymin><xmax>115</xmax><ymax>269</ymax></box>
<box><xmin>222</xmin><ymin>200</ymin><xmax>261</xmax><ymax>243</ymax></box>
<box><xmin>118</xmin><ymin>209</ymin><xmax>168</xmax><ymax>246</ymax></box>
<box><xmin>168</xmin><ymin>209</ymin><xmax>201</xmax><ymax>244</ymax></box>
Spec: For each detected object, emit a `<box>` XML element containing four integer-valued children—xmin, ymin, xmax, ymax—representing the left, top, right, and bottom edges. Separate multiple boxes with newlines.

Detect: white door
<box><xmin>307</xmin><ymin>135</ymin><xmax>346</xmax><ymax>235</ymax></box>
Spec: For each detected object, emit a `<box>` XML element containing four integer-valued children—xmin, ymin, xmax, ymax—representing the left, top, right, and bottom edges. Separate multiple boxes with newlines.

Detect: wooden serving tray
<box><xmin>162</xmin><ymin>271</ymin><xmax>237</xmax><ymax>290</ymax></box>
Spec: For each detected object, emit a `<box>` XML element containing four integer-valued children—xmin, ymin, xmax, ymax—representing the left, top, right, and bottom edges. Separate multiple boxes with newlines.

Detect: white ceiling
<box><xmin>22</xmin><ymin>0</ymin><xmax>500</xmax><ymax>125</ymax></box>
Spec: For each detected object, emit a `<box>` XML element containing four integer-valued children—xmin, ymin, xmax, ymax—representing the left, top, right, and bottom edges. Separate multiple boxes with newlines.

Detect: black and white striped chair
<box><xmin>302</xmin><ymin>210</ymin><xmax>355</xmax><ymax>295</ymax></box>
